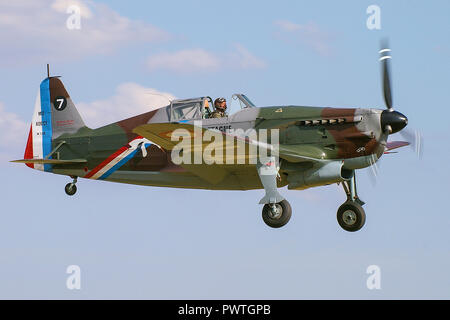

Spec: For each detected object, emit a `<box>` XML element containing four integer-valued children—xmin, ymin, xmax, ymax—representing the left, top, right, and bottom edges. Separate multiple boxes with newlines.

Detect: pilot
<box><xmin>211</xmin><ymin>97</ymin><xmax>227</xmax><ymax>118</ymax></box>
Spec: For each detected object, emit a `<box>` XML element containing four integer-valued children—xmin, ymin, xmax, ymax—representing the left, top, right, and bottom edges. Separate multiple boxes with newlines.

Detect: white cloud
<box><xmin>50</xmin><ymin>0</ymin><xmax>93</xmax><ymax>18</ymax></box>
<box><xmin>77</xmin><ymin>82</ymin><xmax>176</xmax><ymax>128</ymax></box>
<box><xmin>0</xmin><ymin>0</ymin><xmax>170</xmax><ymax>65</ymax></box>
<box><xmin>0</xmin><ymin>102</ymin><xmax>29</xmax><ymax>161</ymax></box>
<box><xmin>274</xmin><ymin>20</ymin><xmax>334</xmax><ymax>57</ymax></box>
<box><xmin>226</xmin><ymin>44</ymin><xmax>267</xmax><ymax>70</ymax></box>
<box><xmin>146</xmin><ymin>44</ymin><xmax>266</xmax><ymax>74</ymax></box>
<box><xmin>147</xmin><ymin>49</ymin><xmax>221</xmax><ymax>73</ymax></box>
<box><xmin>0</xmin><ymin>102</ymin><xmax>29</xmax><ymax>147</ymax></box>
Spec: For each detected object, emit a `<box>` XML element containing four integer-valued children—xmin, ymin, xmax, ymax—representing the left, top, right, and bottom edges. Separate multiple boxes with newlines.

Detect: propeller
<box><xmin>399</xmin><ymin>128</ymin><xmax>423</xmax><ymax>158</ymax></box>
<box><xmin>379</xmin><ymin>40</ymin><xmax>393</xmax><ymax>110</ymax></box>
<box><xmin>379</xmin><ymin>41</ymin><xmax>408</xmax><ymax>134</ymax></box>
<box><xmin>379</xmin><ymin>41</ymin><xmax>423</xmax><ymax>157</ymax></box>
<box><xmin>366</xmin><ymin>41</ymin><xmax>424</xmax><ymax>185</ymax></box>
<box><xmin>367</xmin><ymin>153</ymin><xmax>381</xmax><ymax>186</ymax></box>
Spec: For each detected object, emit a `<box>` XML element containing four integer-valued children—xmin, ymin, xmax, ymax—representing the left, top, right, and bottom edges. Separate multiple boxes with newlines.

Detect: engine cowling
<box><xmin>287</xmin><ymin>161</ymin><xmax>353</xmax><ymax>190</ymax></box>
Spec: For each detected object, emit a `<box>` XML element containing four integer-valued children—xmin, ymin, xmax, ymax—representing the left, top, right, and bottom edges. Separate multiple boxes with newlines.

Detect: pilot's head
<box><xmin>214</xmin><ymin>97</ymin><xmax>227</xmax><ymax>112</ymax></box>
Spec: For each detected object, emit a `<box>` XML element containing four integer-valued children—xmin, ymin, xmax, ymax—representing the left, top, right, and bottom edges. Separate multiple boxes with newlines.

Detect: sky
<box><xmin>0</xmin><ymin>0</ymin><xmax>449</xmax><ymax>299</ymax></box>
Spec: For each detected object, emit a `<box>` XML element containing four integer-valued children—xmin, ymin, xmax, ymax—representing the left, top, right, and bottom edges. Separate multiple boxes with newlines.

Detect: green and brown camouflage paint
<box><xmin>27</xmin><ymin>78</ymin><xmax>387</xmax><ymax>191</ymax></box>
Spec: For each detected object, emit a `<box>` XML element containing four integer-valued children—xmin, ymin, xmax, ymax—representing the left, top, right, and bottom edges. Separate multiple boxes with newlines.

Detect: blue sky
<box><xmin>0</xmin><ymin>0</ymin><xmax>449</xmax><ymax>299</ymax></box>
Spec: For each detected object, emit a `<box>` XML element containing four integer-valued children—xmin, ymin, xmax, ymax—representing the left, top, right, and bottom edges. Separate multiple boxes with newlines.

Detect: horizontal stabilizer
<box><xmin>385</xmin><ymin>141</ymin><xmax>410</xmax><ymax>151</ymax></box>
<box><xmin>11</xmin><ymin>158</ymin><xmax>87</xmax><ymax>164</ymax></box>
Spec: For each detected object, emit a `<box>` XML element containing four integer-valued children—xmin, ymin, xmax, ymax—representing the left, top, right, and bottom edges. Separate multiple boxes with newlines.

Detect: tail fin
<box><xmin>23</xmin><ymin>77</ymin><xmax>86</xmax><ymax>171</ymax></box>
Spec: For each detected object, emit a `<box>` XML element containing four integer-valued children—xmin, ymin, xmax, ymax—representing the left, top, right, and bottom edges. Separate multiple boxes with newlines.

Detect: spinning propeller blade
<box><xmin>380</xmin><ymin>40</ymin><xmax>393</xmax><ymax>111</ymax></box>
<box><xmin>378</xmin><ymin>41</ymin><xmax>408</xmax><ymax>135</ymax></box>
<box><xmin>399</xmin><ymin>128</ymin><xmax>424</xmax><ymax>158</ymax></box>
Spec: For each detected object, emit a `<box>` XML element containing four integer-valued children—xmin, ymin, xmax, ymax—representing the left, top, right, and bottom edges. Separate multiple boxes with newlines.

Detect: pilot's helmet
<box><xmin>214</xmin><ymin>97</ymin><xmax>227</xmax><ymax>111</ymax></box>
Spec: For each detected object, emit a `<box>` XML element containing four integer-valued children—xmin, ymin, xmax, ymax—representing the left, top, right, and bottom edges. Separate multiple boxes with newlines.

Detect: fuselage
<box><xmin>48</xmin><ymin>104</ymin><xmax>386</xmax><ymax>191</ymax></box>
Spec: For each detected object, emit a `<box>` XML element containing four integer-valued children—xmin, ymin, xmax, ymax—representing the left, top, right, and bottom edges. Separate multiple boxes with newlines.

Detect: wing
<box><xmin>133</xmin><ymin>123</ymin><xmax>325</xmax><ymax>162</ymax></box>
<box><xmin>11</xmin><ymin>158</ymin><xmax>87</xmax><ymax>164</ymax></box>
<box><xmin>133</xmin><ymin>123</ymin><xmax>214</xmax><ymax>151</ymax></box>
<box><xmin>133</xmin><ymin>123</ymin><xmax>325</xmax><ymax>183</ymax></box>
<box><xmin>133</xmin><ymin>123</ymin><xmax>231</xmax><ymax>184</ymax></box>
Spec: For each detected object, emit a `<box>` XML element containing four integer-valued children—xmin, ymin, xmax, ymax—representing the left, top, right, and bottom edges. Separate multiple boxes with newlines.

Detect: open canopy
<box><xmin>168</xmin><ymin>94</ymin><xmax>255</xmax><ymax>122</ymax></box>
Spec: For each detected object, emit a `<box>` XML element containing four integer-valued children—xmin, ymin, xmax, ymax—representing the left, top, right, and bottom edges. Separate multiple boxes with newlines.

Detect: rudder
<box><xmin>24</xmin><ymin>77</ymin><xmax>87</xmax><ymax>171</ymax></box>
<box><xmin>48</xmin><ymin>77</ymin><xmax>86</xmax><ymax>138</ymax></box>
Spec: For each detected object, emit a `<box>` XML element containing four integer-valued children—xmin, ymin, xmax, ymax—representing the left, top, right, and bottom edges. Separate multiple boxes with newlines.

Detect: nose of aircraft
<box><xmin>381</xmin><ymin>110</ymin><xmax>408</xmax><ymax>134</ymax></box>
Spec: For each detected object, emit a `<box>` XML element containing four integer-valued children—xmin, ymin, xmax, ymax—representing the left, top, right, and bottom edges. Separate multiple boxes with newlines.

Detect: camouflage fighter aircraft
<box><xmin>12</xmin><ymin>45</ymin><xmax>415</xmax><ymax>232</ymax></box>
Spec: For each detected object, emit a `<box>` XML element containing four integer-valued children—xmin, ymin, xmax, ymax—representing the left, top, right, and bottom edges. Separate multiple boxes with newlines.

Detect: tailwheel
<box><xmin>65</xmin><ymin>183</ymin><xmax>77</xmax><ymax>196</ymax></box>
<box><xmin>337</xmin><ymin>201</ymin><xmax>366</xmax><ymax>232</ymax></box>
<box><xmin>262</xmin><ymin>200</ymin><xmax>292</xmax><ymax>228</ymax></box>
<box><xmin>65</xmin><ymin>176</ymin><xmax>78</xmax><ymax>196</ymax></box>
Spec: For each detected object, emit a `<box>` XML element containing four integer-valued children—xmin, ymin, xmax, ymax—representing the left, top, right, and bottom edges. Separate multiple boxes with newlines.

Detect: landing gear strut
<box><xmin>65</xmin><ymin>176</ymin><xmax>77</xmax><ymax>196</ymax></box>
<box><xmin>257</xmin><ymin>156</ymin><xmax>292</xmax><ymax>228</ymax></box>
<box><xmin>337</xmin><ymin>172</ymin><xmax>366</xmax><ymax>232</ymax></box>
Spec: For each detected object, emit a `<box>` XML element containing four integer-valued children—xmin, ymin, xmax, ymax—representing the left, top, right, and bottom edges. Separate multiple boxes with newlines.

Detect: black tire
<box><xmin>65</xmin><ymin>183</ymin><xmax>77</xmax><ymax>196</ymax></box>
<box><xmin>262</xmin><ymin>200</ymin><xmax>292</xmax><ymax>228</ymax></box>
<box><xmin>337</xmin><ymin>201</ymin><xmax>366</xmax><ymax>232</ymax></box>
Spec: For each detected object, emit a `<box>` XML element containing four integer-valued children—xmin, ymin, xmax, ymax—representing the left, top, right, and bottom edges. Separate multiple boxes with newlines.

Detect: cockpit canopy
<box><xmin>231</xmin><ymin>93</ymin><xmax>255</xmax><ymax>109</ymax></box>
<box><xmin>168</xmin><ymin>94</ymin><xmax>255</xmax><ymax>122</ymax></box>
<box><xmin>170</xmin><ymin>98</ymin><xmax>205</xmax><ymax>122</ymax></box>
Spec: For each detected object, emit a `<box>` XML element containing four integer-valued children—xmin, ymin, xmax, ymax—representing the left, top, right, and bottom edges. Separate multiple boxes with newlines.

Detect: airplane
<box><xmin>12</xmin><ymin>44</ymin><xmax>416</xmax><ymax>232</ymax></box>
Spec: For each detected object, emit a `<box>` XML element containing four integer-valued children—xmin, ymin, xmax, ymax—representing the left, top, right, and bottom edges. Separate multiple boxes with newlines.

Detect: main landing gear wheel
<box><xmin>337</xmin><ymin>201</ymin><xmax>366</xmax><ymax>232</ymax></box>
<box><xmin>262</xmin><ymin>200</ymin><xmax>292</xmax><ymax>228</ymax></box>
<box><xmin>338</xmin><ymin>171</ymin><xmax>366</xmax><ymax>232</ymax></box>
<box><xmin>64</xmin><ymin>176</ymin><xmax>78</xmax><ymax>196</ymax></box>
